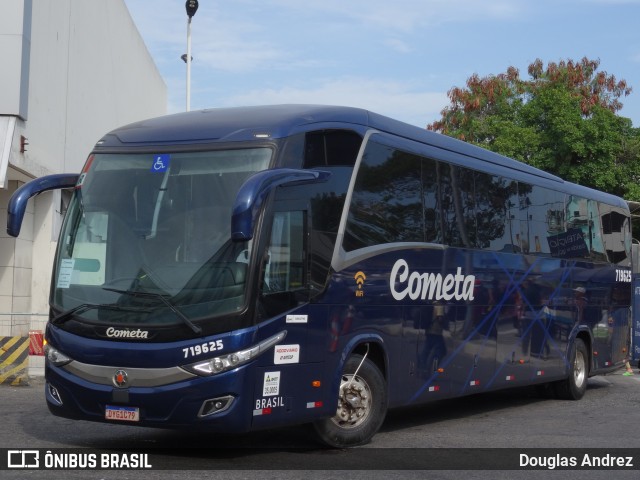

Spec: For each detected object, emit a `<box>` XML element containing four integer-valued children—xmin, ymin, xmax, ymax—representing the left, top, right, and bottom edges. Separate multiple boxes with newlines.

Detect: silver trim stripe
<box><xmin>62</xmin><ymin>361</ymin><xmax>196</xmax><ymax>387</ymax></box>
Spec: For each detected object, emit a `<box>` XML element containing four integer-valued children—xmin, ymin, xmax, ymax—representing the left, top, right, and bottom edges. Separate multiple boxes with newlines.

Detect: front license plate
<box><xmin>105</xmin><ymin>405</ymin><xmax>140</xmax><ymax>422</ymax></box>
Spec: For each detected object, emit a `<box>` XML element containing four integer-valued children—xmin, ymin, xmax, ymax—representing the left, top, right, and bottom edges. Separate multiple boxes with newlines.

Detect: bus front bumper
<box><xmin>44</xmin><ymin>363</ymin><xmax>254</xmax><ymax>432</ymax></box>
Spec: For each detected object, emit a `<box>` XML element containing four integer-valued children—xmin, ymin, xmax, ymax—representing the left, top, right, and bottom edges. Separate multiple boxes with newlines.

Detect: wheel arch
<box><xmin>351</xmin><ymin>338</ymin><xmax>387</xmax><ymax>380</ymax></box>
<box><xmin>574</xmin><ymin>327</ymin><xmax>593</xmax><ymax>376</ymax></box>
<box><xmin>337</xmin><ymin>334</ymin><xmax>388</xmax><ymax>387</ymax></box>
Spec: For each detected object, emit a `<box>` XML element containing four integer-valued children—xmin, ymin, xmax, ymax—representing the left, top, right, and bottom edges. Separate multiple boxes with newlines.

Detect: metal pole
<box><xmin>186</xmin><ymin>16</ymin><xmax>192</xmax><ymax>112</ymax></box>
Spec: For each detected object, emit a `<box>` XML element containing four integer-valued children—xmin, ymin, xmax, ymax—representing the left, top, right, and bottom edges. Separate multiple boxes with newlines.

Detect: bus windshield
<box><xmin>52</xmin><ymin>148</ymin><xmax>272</xmax><ymax>330</ymax></box>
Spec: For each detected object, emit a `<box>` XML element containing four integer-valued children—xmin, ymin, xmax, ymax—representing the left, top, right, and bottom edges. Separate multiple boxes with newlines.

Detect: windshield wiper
<box><xmin>102</xmin><ymin>287</ymin><xmax>202</xmax><ymax>335</ymax></box>
<box><xmin>51</xmin><ymin>303</ymin><xmax>148</xmax><ymax>325</ymax></box>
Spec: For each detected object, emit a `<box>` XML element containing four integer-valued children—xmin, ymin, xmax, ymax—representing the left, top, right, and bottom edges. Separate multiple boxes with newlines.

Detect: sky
<box><xmin>123</xmin><ymin>0</ymin><xmax>640</xmax><ymax>129</ymax></box>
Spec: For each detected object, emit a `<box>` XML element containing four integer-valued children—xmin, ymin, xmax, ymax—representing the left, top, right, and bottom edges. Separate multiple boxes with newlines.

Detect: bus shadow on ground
<box><xmin>380</xmin><ymin>377</ymin><xmax>612</xmax><ymax>437</ymax></box>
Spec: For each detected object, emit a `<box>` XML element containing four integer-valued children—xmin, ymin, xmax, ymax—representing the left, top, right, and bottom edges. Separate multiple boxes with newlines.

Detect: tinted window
<box><xmin>343</xmin><ymin>138</ymin><xmax>630</xmax><ymax>264</ymax></box>
<box><xmin>553</xmin><ymin>194</ymin><xmax>591</xmax><ymax>260</ymax></box>
<box><xmin>345</xmin><ymin>141</ymin><xmax>514</xmax><ymax>252</ymax></box>
<box><xmin>435</xmin><ymin>162</ymin><xmax>456</xmax><ymax>246</ymax></box>
<box><xmin>600</xmin><ymin>204</ymin><xmax>630</xmax><ymax>264</ymax></box>
<box><xmin>303</xmin><ymin>130</ymin><xmax>363</xmax><ymax>168</ymax></box>
<box><xmin>421</xmin><ymin>157</ymin><xmax>442</xmax><ymax>244</ymax></box>
<box><xmin>437</xmin><ymin>163</ymin><xmax>471</xmax><ymax>247</ymax></box>
<box><xmin>260</xmin><ymin>211</ymin><xmax>308</xmax><ymax>317</ymax></box>
<box><xmin>518</xmin><ymin>184</ymin><xmax>565</xmax><ymax>256</ymax></box>
<box><xmin>344</xmin><ymin>142</ymin><xmax>423</xmax><ymax>251</ymax></box>
<box><xmin>475</xmin><ymin>173</ymin><xmax>518</xmax><ymax>252</ymax></box>
<box><xmin>587</xmin><ymin>199</ymin><xmax>608</xmax><ymax>262</ymax></box>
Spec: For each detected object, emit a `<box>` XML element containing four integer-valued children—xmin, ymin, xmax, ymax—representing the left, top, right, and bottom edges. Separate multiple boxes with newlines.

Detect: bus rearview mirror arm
<box><xmin>7</xmin><ymin>173</ymin><xmax>80</xmax><ymax>237</ymax></box>
<box><xmin>231</xmin><ymin>168</ymin><xmax>330</xmax><ymax>241</ymax></box>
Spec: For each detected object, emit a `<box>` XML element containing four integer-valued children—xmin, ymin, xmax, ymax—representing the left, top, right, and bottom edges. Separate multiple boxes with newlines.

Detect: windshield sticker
<box><xmin>286</xmin><ymin>314</ymin><xmax>307</xmax><ymax>324</ymax></box>
<box><xmin>263</xmin><ymin>371</ymin><xmax>280</xmax><ymax>396</ymax></box>
<box><xmin>151</xmin><ymin>154</ymin><xmax>170</xmax><ymax>172</ymax></box>
<box><xmin>76</xmin><ymin>172</ymin><xmax>87</xmax><ymax>188</ymax></box>
<box><xmin>274</xmin><ymin>344</ymin><xmax>300</xmax><ymax>364</ymax></box>
<box><xmin>56</xmin><ymin>259</ymin><xmax>75</xmax><ymax>289</ymax></box>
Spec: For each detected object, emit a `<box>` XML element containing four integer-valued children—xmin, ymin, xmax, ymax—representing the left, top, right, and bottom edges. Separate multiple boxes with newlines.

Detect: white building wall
<box><xmin>0</xmin><ymin>0</ymin><xmax>166</xmax><ymax>377</ymax></box>
<box><xmin>13</xmin><ymin>0</ymin><xmax>166</xmax><ymax>177</ymax></box>
<box><xmin>0</xmin><ymin>0</ymin><xmax>30</xmax><ymax>118</ymax></box>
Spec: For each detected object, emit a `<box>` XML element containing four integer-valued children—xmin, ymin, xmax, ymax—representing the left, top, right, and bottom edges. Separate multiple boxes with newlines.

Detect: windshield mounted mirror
<box><xmin>231</xmin><ymin>168</ymin><xmax>330</xmax><ymax>241</ymax></box>
<box><xmin>7</xmin><ymin>173</ymin><xmax>79</xmax><ymax>237</ymax></box>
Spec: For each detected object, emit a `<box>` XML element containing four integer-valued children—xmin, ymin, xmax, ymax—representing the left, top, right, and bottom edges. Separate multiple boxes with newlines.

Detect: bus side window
<box><xmin>260</xmin><ymin>211</ymin><xmax>308</xmax><ymax>317</ymax></box>
<box><xmin>601</xmin><ymin>204</ymin><xmax>630</xmax><ymax>264</ymax></box>
<box><xmin>303</xmin><ymin>130</ymin><xmax>362</xmax><ymax>168</ymax></box>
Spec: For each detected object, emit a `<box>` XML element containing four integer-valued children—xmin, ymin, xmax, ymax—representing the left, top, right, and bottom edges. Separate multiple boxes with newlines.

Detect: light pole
<box><xmin>184</xmin><ymin>0</ymin><xmax>199</xmax><ymax>111</ymax></box>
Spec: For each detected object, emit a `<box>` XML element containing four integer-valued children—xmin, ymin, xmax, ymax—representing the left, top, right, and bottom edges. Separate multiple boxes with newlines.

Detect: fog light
<box><xmin>198</xmin><ymin>395</ymin><xmax>234</xmax><ymax>417</ymax></box>
<box><xmin>47</xmin><ymin>383</ymin><xmax>63</xmax><ymax>405</ymax></box>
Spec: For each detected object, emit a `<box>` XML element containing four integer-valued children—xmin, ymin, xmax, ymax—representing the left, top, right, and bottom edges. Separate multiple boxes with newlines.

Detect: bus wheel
<box><xmin>313</xmin><ymin>354</ymin><xmax>387</xmax><ymax>448</ymax></box>
<box><xmin>554</xmin><ymin>338</ymin><xmax>588</xmax><ymax>400</ymax></box>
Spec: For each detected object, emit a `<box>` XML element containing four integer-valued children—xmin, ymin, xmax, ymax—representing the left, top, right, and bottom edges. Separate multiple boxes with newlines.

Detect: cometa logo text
<box><xmin>389</xmin><ymin>259</ymin><xmax>475</xmax><ymax>302</ymax></box>
<box><xmin>106</xmin><ymin>327</ymin><xmax>149</xmax><ymax>339</ymax></box>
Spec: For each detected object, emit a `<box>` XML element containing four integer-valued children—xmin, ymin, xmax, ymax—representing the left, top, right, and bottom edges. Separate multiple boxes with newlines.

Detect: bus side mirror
<box><xmin>6</xmin><ymin>173</ymin><xmax>80</xmax><ymax>237</ymax></box>
<box><xmin>231</xmin><ymin>168</ymin><xmax>330</xmax><ymax>241</ymax></box>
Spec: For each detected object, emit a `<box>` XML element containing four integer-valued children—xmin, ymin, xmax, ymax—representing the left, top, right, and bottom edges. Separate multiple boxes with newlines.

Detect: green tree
<box><xmin>428</xmin><ymin>57</ymin><xmax>640</xmax><ymax>199</ymax></box>
<box><xmin>617</xmin><ymin>126</ymin><xmax>640</xmax><ymax>199</ymax></box>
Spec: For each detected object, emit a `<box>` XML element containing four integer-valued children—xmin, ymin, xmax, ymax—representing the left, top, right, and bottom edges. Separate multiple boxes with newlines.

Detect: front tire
<box><xmin>313</xmin><ymin>354</ymin><xmax>387</xmax><ymax>447</ymax></box>
<box><xmin>554</xmin><ymin>338</ymin><xmax>588</xmax><ymax>400</ymax></box>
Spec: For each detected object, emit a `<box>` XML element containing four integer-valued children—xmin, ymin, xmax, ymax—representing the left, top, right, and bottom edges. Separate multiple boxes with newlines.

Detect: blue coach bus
<box><xmin>7</xmin><ymin>105</ymin><xmax>633</xmax><ymax>447</ymax></box>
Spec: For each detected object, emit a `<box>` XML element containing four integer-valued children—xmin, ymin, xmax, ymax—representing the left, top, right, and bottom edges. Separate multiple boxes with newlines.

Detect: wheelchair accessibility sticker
<box><xmin>151</xmin><ymin>154</ymin><xmax>170</xmax><ymax>172</ymax></box>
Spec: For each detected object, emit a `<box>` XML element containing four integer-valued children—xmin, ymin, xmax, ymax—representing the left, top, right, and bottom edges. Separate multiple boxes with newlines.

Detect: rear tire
<box><xmin>554</xmin><ymin>338</ymin><xmax>588</xmax><ymax>400</ymax></box>
<box><xmin>313</xmin><ymin>354</ymin><xmax>387</xmax><ymax>448</ymax></box>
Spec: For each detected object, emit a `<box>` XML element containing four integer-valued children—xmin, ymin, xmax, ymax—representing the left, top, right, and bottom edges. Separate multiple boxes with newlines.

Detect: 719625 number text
<box><xmin>616</xmin><ymin>269</ymin><xmax>632</xmax><ymax>283</ymax></box>
<box><xmin>183</xmin><ymin>340</ymin><xmax>224</xmax><ymax>359</ymax></box>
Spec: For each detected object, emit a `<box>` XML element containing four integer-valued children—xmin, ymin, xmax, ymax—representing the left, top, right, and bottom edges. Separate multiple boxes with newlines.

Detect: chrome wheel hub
<box><xmin>574</xmin><ymin>350</ymin><xmax>586</xmax><ymax>387</ymax></box>
<box><xmin>331</xmin><ymin>373</ymin><xmax>372</xmax><ymax>429</ymax></box>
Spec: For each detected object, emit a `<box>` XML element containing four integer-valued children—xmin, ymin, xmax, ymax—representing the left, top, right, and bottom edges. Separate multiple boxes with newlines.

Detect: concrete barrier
<box><xmin>0</xmin><ymin>336</ymin><xmax>30</xmax><ymax>386</ymax></box>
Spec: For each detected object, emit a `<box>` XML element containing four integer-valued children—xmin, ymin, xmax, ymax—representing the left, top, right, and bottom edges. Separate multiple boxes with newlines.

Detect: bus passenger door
<box><xmin>258</xmin><ymin>208</ymin><xmax>309</xmax><ymax>320</ymax></box>
<box><xmin>252</xmin><ymin>204</ymin><xmax>320</xmax><ymax>427</ymax></box>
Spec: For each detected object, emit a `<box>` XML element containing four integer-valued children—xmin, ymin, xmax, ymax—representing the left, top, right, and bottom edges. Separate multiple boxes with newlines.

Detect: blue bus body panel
<box><xmin>45</xmin><ymin>243</ymin><xmax>629</xmax><ymax>430</ymax></box>
<box><xmin>44</xmin><ymin>308</ymin><xmax>337</xmax><ymax>430</ymax></box>
<box><xmin>45</xmin><ymin>356</ymin><xmax>256</xmax><ymax>431</ymax></box>
<box><xmin>316</xmin><ymin>246</ymin><xmax>627</xmax><ymax>408</ymax></box>
<box><xmin>97</xmin><ymin>105</ymin><xmax>370</xmax><ymax>145</ymax></box>
<box><xmin>46</xmin><ymin>323</ymin><xmax>258</xmax><ymax>369</ymax></box>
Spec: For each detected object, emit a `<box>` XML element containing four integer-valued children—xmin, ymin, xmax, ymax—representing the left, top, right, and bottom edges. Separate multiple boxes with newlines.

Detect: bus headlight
<box><xmin>44</xmin><ymin>344</ymin><xmax>73</xmax><ymax>366</ymax></box>
<box><xmin>181</xmin><ymin>331</ymin><xmax>286</xmax><ymax>377</ymax></box>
